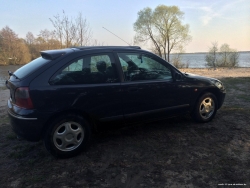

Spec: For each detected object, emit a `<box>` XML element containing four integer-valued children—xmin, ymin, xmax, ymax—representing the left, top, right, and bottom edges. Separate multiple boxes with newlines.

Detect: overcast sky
<box><xmin>0</xmin><ymin>0</ymin><xmax>249</xmax><ymax>53</ymax></box>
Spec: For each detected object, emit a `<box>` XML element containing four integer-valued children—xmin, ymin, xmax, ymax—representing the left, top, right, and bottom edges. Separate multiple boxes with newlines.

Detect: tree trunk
<box><xmin>213</xmin><ymin>51</ymin><xmax>216</xmax><ymax>70</ymax></box>
<box><xmin>167</xmin><ymin>38</ymin><xmax>170</xmax><ymax>62</ymax></box>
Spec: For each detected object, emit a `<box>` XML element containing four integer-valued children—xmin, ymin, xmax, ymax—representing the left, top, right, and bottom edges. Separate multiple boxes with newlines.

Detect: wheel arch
<box><xmin>191</xmin><ymin>88</ymin><xmax>220</xmax><ymax>113</ymax></box>
<box><xmin>40</xmin><ymin>109</ymin><xmax>96</xmax><ymax>140</ymax></box>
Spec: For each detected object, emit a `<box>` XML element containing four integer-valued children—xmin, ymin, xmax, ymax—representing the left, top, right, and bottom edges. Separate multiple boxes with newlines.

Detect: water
<box><xmin>170</xmin><ymin>51</ymin><xmax>250</xmax><ymax>68</ymax></box>
<box><xmin>0</xmin><ymin>52</ymin><xmax>250</xmax><ymax>87</ymax></box>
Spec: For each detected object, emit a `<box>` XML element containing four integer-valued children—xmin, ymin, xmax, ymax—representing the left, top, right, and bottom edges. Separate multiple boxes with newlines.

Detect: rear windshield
<box><xmin>14</xmin><ymin>57</ymin><xmax>50</xmax><ymax>79</ymax></box>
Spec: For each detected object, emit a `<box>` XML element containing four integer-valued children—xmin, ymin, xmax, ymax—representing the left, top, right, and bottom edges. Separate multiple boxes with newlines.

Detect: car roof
<box><xmin>40</xmin><ymin>46</ymin><xmax>143</xmax><ymax>60</ymax></box>
<box><xmin>72</xmin><ymin>46</ymin><xmax>141</xmax><ymax>51</ymax></box>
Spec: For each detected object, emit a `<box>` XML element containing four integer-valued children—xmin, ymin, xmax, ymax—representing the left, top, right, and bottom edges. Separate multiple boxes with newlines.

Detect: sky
<box><xmin>0</xmin><ymin>0</ymin><xmax>249</xmax><ymax>53</ymax></box>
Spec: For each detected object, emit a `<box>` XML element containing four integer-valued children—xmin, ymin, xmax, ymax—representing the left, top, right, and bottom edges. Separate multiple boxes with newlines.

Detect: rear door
<box><xmin>31</xmin><ymin>52</ymin><xmax>124</xmax><ymax>124</ymax></box>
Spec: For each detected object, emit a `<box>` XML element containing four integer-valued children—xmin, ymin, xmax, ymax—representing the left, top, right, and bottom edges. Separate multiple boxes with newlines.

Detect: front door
<box><xmin>116</xmin><ymin>52</ymin><xmax>189</xmax><ymax>123</ymax></box>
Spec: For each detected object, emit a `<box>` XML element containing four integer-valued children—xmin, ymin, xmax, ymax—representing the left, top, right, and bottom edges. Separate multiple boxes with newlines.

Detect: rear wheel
<box><xmin>44</xmin><ymin>114</ymin><xmax>91</xmax><ymax>158</ymax></box>
<box><xmin>193</xmin><ymin>93</ymin><xmax>218</xmax><ymax>122</ymax></box>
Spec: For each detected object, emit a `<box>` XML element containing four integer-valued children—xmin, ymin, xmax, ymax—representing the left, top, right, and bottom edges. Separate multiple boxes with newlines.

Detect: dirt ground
<box><xmin>0</xmin><ymin>68</ymin><xmax>250</xmax><ymax>187</ymax></box>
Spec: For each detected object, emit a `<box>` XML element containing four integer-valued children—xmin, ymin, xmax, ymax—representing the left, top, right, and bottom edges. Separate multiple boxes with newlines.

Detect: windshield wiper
<box><xmin>8</xmin><ymin>71</ymin><xmax>19</xmax><ymax>79</ymax></box>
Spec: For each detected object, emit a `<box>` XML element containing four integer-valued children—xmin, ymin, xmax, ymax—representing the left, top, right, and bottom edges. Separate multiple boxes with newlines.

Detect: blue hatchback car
<box><xmin>6</xmin><ymin>46</ymin><xmax>226</xmax><ymax>157</ymax></box>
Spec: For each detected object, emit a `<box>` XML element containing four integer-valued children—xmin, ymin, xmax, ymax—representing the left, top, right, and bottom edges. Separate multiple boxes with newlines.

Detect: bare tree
<box><xmin>134</xmin><ymin>5</ymin><xmax>191</xmax><ymax>61</ymax></box>
<box><xmin>38</xmin><ymin>29</ymin><xmax>61</xmax><ymax>50</ymax></box>
<box><xmin>217</xmin><ymin>44</ymin><xmax>239</xmax><ymax>67</ymax></box>
<box><xmin>15</xmin><ymin>39</ymin><xmax>31</xmax><ymax>65</ymax></box>
<box><xmin>38</xmin><ymin>29</ymin><xmax>51</xmax><ymax>49</ymax></box>
<box><xmin>50</xmin><ymin>13</ymin><xmax>64</xmax><ymax>48</ymax></box>
<box><xmin>229</xmin><ymin>50</ymin><xmax>239</xmax><ymax>67</ymax></box>
<box><xmin>0</xmin><ymin>26</ymin><xmax>30</xmax><ymax>65</ymax></box>
<box><xmin>75</xmin><ymin>12</ymin><xmax>92</xmax><ymax>46</ymax></box>
<box><xmin>25</xmin><ymin>32</ymin><xmax>35</xmax><ymax>45</ymax></box>
<box><xmin>205</xmin><ymin>43</ymin><xmax>239</xmax><ymax>68</ymax></box>
<box><xmin>50</xmin><ymin>11</ymin><xmax>92</xmax><ymax>48</ymax></box>
<box><xmin>25</xmin><ymin>32</ymin><xmax>39</xmax><ymax>60</ymax></box>
<box><xmin>205</xmin><ymin>42</ymin><xmax>218</xmax><ymax>70</ymax></box>
<box><xmin>25</xmin><ymin>30</ymin><xmax>63</xmax><ymax>60</ymax></box>
<box><xmin>219</xmin><ymin>43</ymin><xmax>230</xmax><ymax>67</ymax></box>
<box><xmin>62</xmin><ymin>12</ymin><xmax>77</xmax><ymax>47</ymax></box>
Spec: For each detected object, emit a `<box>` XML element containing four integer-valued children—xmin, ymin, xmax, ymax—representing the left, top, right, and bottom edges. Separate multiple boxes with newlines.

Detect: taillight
<box><xmin>14</xmin><ymin>87</ymin><xmax>34</xmax><ymax>109</ymax></box>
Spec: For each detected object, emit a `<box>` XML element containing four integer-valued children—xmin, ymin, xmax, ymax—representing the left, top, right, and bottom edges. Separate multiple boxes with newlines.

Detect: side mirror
<box><xmin>175</xmin><ymin>72</ymin><xmax>182</xmax><ymax>81</ymax></box>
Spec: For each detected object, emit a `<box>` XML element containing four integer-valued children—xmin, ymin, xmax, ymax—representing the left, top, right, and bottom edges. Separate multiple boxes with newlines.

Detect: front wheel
<box><xmin>44</xmin><ymin>114</ymin><xmax>91</xmax><ymax>158</ymax></box>
<box><xmin>192</xmin><ymin>93</ymin><xmax>218</xmax><ymax>122</ymax></box>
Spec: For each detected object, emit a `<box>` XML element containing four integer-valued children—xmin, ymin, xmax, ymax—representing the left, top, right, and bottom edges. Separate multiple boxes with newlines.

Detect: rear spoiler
<box><xmin>40</xmin><ymin>50</ymin><xmax>66</xmax><ymax>60</ymax></box>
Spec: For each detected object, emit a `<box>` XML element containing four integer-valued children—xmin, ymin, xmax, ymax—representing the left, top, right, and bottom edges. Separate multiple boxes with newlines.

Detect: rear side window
<box><xmin>50</xmin><ymin>53</ymin><xmax>119</xmax><ymax>85</ymax></box>
<box><xmin>14</xmin><ymin>57</ymin><xmax>50</xmax><ymax>79</ymax></box>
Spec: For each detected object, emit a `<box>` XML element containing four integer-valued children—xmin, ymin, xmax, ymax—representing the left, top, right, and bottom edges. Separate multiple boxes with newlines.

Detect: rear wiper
<box><xmin>8</xmin><ymin>71</ymin><xmax>19</xmax><ymax>79</ymax></box>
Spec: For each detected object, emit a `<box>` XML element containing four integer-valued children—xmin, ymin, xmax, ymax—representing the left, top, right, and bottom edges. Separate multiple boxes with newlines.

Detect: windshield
<box><xmin>14</xmin><ymin>57</ymin><xmax>50</xmax><ymax>79</ymax></box>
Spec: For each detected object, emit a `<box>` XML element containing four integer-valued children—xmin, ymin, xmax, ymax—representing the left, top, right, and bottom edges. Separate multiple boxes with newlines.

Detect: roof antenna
<box><xmin>102</xmin><ymin>27</ymin><xmax>131</xmax><ymax>46</ymax></box>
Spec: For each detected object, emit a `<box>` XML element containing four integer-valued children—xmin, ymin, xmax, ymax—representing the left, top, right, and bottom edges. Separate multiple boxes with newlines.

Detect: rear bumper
<box><xmin>8</xmin><ymin>109</ymin><xmax>37</xmax><ymax>120</ymax></box>
<box><xmin>7</xmin><ymin>100</ymin><xmax>44</xmax><ymax>142</ymax></box>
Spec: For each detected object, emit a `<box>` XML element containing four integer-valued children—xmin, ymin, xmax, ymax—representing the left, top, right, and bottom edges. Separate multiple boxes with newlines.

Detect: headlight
<box><xmin>211</xmin><ymin>79</ymin><xmax>224</xmax><ymax>90</ymax></box>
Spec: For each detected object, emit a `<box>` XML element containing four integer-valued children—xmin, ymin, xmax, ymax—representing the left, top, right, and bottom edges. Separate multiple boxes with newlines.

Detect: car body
<box><xmin>6</xmin><ymin>46</ymin><xmax>226</xmax><ymax>157</ymax></box>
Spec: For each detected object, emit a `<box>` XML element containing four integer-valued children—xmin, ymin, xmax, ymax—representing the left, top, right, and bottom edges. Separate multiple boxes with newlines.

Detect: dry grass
<box><xmin>180</xmin><ymin>67</ymin><xmax>250</xmax><ymax>79</ymax></box>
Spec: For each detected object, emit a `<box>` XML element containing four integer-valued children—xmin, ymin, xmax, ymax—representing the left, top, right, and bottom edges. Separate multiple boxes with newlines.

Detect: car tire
<box><xmin>192</xmin><ymin>92</ymin><xmax>218</xmax><ymax>123</ymax></box>
<box><xmin>44</xmin><ymin>114</ymin><xmax>91</xmax><ymax>158</ymax></box>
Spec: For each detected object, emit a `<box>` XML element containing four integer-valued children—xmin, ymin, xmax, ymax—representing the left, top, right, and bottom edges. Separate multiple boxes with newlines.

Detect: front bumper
<box><xmin>217</xmin><ymin>90</ymin><xmax>226</xmax><ymax>109</ymax></box>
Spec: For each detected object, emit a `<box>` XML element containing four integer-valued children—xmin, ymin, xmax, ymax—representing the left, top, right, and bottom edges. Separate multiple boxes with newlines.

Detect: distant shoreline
<box><xmin>179</xmin><ymin>67</ymin><xmax>250</xmax><ymax>79</ymax></box>
<box><xmin>170</xmin><ymin>51</ymin><xmax>250</xmax><ymax>55</ymax></box>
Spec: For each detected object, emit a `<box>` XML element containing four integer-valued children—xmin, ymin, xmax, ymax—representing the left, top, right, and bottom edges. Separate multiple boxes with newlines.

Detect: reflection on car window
<box><xmin>50</xmin><ymin>54</ymin><xmax>118</xmax><ymax>85</ymax></box>
<box><xmin>117</xmin><ymin>53</ymin><xmax>172</xmax><ymax>82</ymax></box>
<box><xmin>63</xmin><ymin>59</ymin><xmax>83</xmax><ymax>72</ymax></box>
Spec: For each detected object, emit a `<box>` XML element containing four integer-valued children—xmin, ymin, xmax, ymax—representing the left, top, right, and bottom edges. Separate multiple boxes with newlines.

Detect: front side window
<box><xmin>117</xmin><ymin>53</ymin><xmax>172</xmax><ymax>82</ymax></box>
<box><xmin>50</xmin><ymin>54</ymin><xmax>118</xmax><ymax>85</ymax></box>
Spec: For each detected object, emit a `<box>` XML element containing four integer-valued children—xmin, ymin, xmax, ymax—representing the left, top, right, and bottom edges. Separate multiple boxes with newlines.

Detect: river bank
<box><xmin>179</xmin><ymin>67</ymin><xmax>250</xmax><ymax>78</ymax></box>
<box><xmin>170</xmin><ymin>51</ymin><xmax>250</xmax><ymax>68</ymax></box>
